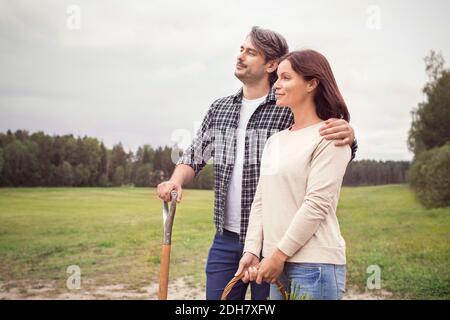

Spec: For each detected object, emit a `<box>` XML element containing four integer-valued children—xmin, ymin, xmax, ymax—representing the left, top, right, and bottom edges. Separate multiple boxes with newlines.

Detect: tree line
<box><xmin>343</xmin><ymin>160</ymin><xmax>410</xmax><ymax>186</ymax></box>
<box><xmin>0</xmin><ymin>130</ymin><xmax>214</xmax><ymax>188</ymax></box>
<box><xmin>0</xmin><ymin>129</ymin><xmax>409</xmax><ymax>188</ymax></box>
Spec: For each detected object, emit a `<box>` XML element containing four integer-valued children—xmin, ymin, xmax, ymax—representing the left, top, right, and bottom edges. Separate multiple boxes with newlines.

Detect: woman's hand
<box><xmin>319</xmin><ymin>118</ymin><xmax>355</xmax><ymax>147</ymax></box>
<box><xmin>235</xmin><ymin>252</ymin><xmax>260</xmax><ymax>283</ymax></box>
<box><xmin>255</xmin><ymin>249</ymin><xmax>288</xmax><ymax>284</ymax></box>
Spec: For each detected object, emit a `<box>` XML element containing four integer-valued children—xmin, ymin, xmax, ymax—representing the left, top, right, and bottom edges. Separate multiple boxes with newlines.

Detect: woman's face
<box><xmin>273</xmin><ymin>59</ymin><xmax>313</xmax><ymax>107</ymax></box>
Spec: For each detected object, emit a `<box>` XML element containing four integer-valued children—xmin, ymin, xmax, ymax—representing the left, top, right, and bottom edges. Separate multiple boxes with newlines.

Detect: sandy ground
<box><xmin>342</xmin><ymin>287</ymin><xmax>393</xmax><ymax>300</ymax></box>
<box><xmin>0</xmin><ymin>277</ymin><xmax>203</xmax><ymax>300</ymax></box>
<box><xmin>0</xmin><ymin>278</ymin><xmax>392</xmax><ymax>300</ymax></box>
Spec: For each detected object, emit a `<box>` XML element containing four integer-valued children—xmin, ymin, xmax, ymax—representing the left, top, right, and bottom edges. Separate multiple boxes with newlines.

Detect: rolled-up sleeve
<box><xmin>177</xmin><ymin>104</ymin><xmax>215</xmax><ymax>177</ymax></box>
<box><xmin>350</xmin><ymin>139</ymin><xmax>358</xmax><ymax>161</ymax></box>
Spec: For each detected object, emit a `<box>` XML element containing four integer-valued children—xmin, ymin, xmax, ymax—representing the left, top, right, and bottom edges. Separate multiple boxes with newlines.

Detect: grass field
<box><xmin>0</xmin><ymin>184</ymin><xmax>449</xmax><ymax>299</ymax></box>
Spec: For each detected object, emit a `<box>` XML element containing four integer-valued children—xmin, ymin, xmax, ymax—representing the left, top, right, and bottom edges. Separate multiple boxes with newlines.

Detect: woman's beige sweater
<box><xmin>243</xmin><ymin>121</ymin><xmax>351</xmax><ymax>265</ymax></box>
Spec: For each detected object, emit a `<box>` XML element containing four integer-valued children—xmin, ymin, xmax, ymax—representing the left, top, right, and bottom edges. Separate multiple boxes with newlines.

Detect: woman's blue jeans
<box><xmin>270</xmin><ymin>262</ymin><xmax>346</xmax><ymax>300</ymax></box>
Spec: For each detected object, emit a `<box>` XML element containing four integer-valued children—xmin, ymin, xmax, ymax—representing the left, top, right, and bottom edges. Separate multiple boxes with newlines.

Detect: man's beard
<box><xmin>234</xmin><ymin>68</ymin><xmax>264</xmax><ymax>85</ymax></box>
<box><xmin>234</xmin><ymin>69</ymin><xmax>249</xmax><ymax>82</ymax></box>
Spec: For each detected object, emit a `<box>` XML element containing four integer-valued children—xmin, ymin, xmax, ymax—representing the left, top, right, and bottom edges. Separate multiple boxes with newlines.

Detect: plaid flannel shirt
<box><xmin>177</xmin><ymin>88</ymin><xmax>357</xmax><ymax>243</ymax></box>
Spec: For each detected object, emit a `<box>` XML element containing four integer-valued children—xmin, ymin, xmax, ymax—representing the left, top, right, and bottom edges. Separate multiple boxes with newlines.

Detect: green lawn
<box><xmin>339</xmin><ymin>185</ymin><xmax>450</xmax><ymax>299</ymax></box>
<box><xmin>0</xmin><ymin>185</ymin><xmax>449</xmax><ymax>299</ymax></box>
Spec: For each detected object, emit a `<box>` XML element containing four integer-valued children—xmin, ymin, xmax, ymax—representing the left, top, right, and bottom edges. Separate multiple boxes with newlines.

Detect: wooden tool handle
<box><xmin>158</xmin><ymin>244</ymin><xmax>171</xmax><ymax>300</ymax></box>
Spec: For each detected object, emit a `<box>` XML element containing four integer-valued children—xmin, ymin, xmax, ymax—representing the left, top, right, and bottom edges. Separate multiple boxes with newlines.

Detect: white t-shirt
<box><xmin>224</xmin><ymin>94</ymin><xmax>267</xmax><ymax>233</ymax></box>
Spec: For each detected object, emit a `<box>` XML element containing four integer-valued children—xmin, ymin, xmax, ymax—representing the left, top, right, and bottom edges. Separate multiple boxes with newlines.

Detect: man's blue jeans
<box><xmin>205</xmin><ymin>229</ymin><xmax>269</xmax><ymax>300</ymax></box>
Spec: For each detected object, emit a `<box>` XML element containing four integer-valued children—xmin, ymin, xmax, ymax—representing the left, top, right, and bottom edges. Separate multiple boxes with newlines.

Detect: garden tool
<box><xmin>158</xmin><ymin>190</ymin><xmax>178</xmax><ymax>300</ymax></box>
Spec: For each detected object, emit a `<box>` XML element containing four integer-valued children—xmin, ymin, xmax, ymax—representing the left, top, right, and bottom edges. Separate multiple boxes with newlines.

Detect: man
<box><xmin>156</xmin><ymin>26</ymin><xmax>357</xmax><ymax>300</ymax></box>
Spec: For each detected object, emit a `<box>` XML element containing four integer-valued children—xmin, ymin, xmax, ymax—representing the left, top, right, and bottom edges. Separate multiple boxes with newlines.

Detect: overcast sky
<box><xmin>1</xmin><ymin>0</ymin><xmax>449</xmax><ymax>161</ymax></box>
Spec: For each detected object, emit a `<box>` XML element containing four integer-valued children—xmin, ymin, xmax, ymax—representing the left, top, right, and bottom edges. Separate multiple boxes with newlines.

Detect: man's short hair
<box><xmin>248</xmin><ymin>26</ymin><xmax>289</xmax><ymax>85</ymax></box>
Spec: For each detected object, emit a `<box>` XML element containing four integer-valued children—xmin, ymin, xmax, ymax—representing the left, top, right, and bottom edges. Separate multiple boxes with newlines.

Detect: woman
<box><xmin>238</xmin><ymin>50</ymin><xmax>351</xmax><ymax>300</ymax></box>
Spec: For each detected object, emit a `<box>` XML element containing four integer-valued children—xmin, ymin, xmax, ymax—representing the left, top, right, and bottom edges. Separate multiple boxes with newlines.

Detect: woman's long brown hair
<box><xmin>281</xmin><ymin>50</ymin><xmax>350</xmax><ymax>122</ymax></box>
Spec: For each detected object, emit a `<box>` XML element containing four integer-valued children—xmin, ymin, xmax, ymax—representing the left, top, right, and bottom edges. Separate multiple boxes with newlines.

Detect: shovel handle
<box><xmin>159</xmin><ymin>191</ymin><xmax>177</xmax><ymax>300</ymax></box>
<box><xmin>163</xmin><ymin>191</ymin><xmax>178</xmax><ymax>245</ymax></box>
<box><xmin>158</xmin><ymin>244</ymin><xmax>171</xmax><ymax>300</ymax></box>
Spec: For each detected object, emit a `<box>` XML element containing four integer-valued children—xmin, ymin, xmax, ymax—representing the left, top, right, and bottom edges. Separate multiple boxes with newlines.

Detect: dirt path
<box><xmin>0</xmin><ymin>277</ymin><xmax>203</xmax><ymax>300</ymax></box>
<box><xmin>342</xmin><ymin>286</ymin><xmax>393</xmax><ymax>300</ymax></box>
<box><xmin>0</xmin><ymin>278</ymin><xmax>392</xmax><ymax>300</ymax></box>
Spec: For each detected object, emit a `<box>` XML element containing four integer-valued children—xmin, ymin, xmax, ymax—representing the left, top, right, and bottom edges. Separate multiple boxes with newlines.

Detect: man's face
<box><xmin>234</xmin><ymin>36</ymin><xmax>268</xmax><ymax>84</ymax></box>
